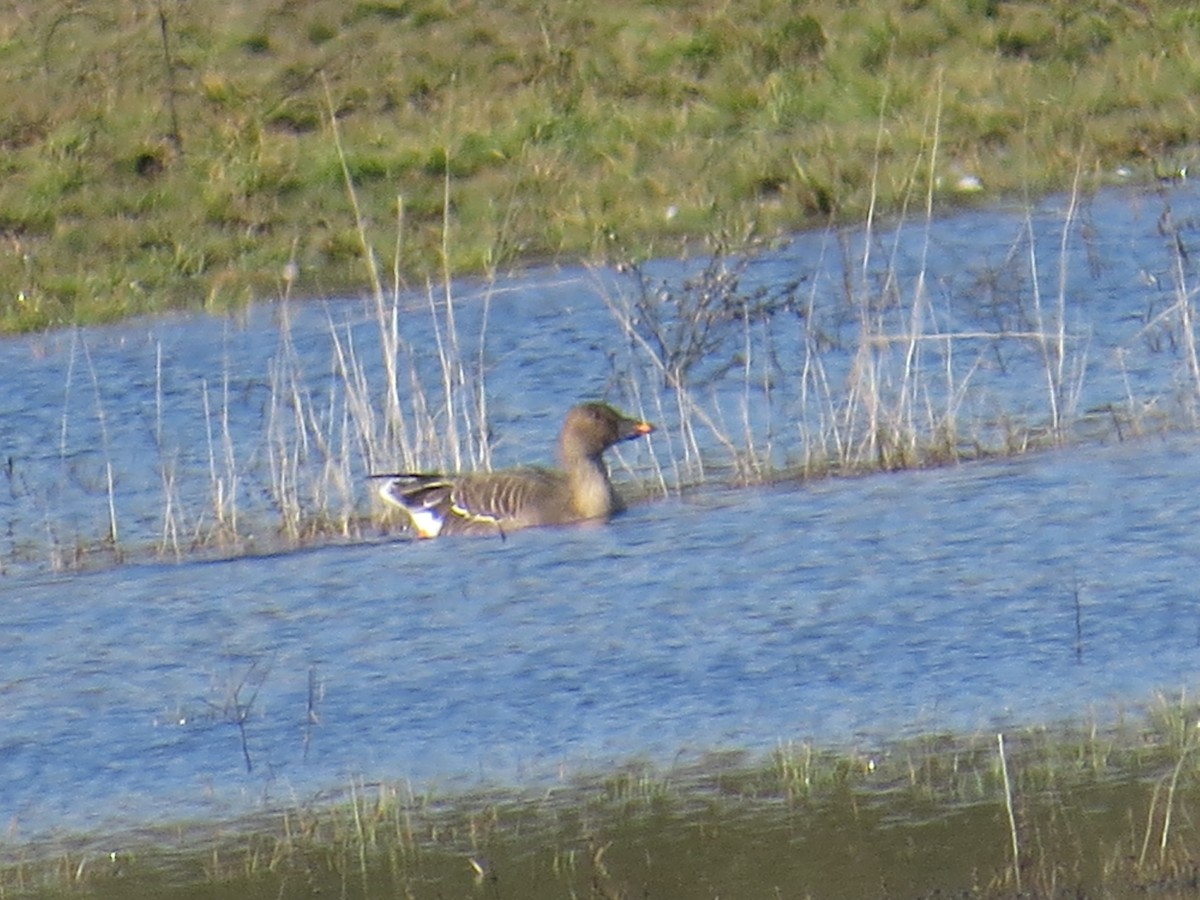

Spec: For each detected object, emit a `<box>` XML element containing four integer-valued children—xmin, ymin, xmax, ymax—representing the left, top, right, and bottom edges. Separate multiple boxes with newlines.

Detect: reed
<box><xmin>599</xmin><ymin>138</ymin><xmax>1096</xmax><ymax>487</ymax></box>
<box><xmin>80</xmin><ymin>339</ymin><xmax>121</xmax><ymax>549</ymax></box>
<box><xmin>17</xmin><ymin>124</ymin><xmax>497</xmax><ymax>573</ymax></box>
<box><xmin>1160</xmin><ymin>194</ymin><xmax>1200</xmax><ymax>419</ymax></box>
<box><xmin>200</xmin><ymin>375</ymin><xmax>239</xmax><ymax>544</ymax></box>
<box><xmin>152</xmin><ymin>340</ymin><xmax>185</xmax><ymax>559</ymax></box>
<box><xmin>235</xmin><ymin>93</ymin><xmax>496</xmax><ymax>549</ymax></box>
<box><xmin>42</xmin><ymin>330</ymin><xmax>128</xmax><ymax>570</ymax></box>
<box><xmin>140</xmin><ymin>89</ymin><xmax>499</xmax><ymax>558</ymax></box>
<box><xmin>997</xmin><ymin>732</ymin><xmax>1022</xmax><ymax>892</ymax></box>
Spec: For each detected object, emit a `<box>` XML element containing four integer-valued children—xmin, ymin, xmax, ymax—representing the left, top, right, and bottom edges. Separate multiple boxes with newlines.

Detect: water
<box><xmin>3</xmin><ymin>182</ymin><xmax>1200</xmax><ymax>843</ymax></box>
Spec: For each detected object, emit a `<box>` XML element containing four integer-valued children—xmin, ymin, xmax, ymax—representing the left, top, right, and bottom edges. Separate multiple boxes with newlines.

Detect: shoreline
<box><xmin>3</xmin><ymin>697</ymin><xmax>1198</xmax><ymax>897</ymax></box>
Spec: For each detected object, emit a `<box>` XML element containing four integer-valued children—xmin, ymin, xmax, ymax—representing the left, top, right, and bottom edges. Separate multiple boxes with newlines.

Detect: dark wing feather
<box><xmin>449</xmin><ymin>468</ymin><xmax>566</xmax><ymax>529</ymax></box>
<box><xmin>373</xmin><ymin>469</ymin><xmax>568</xmax><ymax>537</ymax></box>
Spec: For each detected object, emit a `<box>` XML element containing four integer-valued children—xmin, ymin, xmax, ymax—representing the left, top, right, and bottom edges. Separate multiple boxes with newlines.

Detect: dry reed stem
<box><xmin>80</xmin><ymin>339</ymin><xmax>119</xmax><ymax>547</ymax></box>
<box><xmin>997</xmin><ymin>732</ymin><xmax>1022</xmax><ymax>893</ymax></box>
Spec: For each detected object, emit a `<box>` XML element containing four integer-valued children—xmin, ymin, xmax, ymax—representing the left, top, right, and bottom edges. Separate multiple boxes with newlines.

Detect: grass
<box><xmin>1</xmin><ymin>0</ymin><xmax>1198</xmax><ymax>331</ymax></box>
<box><xmin>9</xmin><ymin>704</ymin><xmax>1200</xmax><ymax>898</ymax></box>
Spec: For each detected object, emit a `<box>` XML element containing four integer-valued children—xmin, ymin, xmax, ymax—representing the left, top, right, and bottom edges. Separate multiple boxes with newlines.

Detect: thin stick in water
<box><xmin>1073</xmin><ymin>574</ymin><xmax>1084</xmax><ymax>663</ymax></box>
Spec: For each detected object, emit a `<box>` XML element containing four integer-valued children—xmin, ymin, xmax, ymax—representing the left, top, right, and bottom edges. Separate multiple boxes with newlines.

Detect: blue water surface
<box><xmin>3</xmin><ymin>183</ymin><xmax>1200</xmax><ymax>842</ymax></box>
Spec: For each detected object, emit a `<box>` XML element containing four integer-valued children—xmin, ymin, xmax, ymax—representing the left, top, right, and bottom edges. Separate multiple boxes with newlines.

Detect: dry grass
<box><xmin>599</xmin><ymin>138</ymin><xmax>1123</xmax><ymax>488</ymax></box>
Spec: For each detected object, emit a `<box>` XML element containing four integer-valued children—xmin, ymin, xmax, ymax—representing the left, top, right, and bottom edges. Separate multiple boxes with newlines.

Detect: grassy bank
<box><xmin>8</xmin><ymin>700</ymin><xmax>1200</xmax><ymax>898</ymax></box>
<box><xmin>2</xmin><ymin>0</ymin><xmax>1198</xmax><ymax>331</ymax></box>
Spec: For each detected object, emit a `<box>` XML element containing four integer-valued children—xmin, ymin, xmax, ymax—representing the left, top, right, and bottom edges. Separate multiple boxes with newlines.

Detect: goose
<box><xmin>372</xmin><ymin>402</ymin><xmax>654</xmax><ymax>538</ymax></box>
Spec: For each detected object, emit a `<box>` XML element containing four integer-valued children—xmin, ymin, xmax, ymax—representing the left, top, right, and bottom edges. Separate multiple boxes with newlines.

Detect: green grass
<box><xmin>1</xmin><ymin>0</ymin><xmax>1197</xmax><ymax>331</ymax></box>
<box><xmin>9</xmin><ymin>704</ymin><xmax>1200</xmax><ymax>898</ymax></box>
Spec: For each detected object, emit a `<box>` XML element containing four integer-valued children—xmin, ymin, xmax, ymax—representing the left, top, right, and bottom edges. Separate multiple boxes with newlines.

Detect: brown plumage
<box><xmin>372</xmin><ymin>402</ymin><xmax>654</xmax><ymax>538</ymax></box>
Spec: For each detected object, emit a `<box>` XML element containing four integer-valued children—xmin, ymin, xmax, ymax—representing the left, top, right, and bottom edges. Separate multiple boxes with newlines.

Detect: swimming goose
<box><xmin>372</xmin><ymin>402</ymin><xmax>654</xmax><ymax>538</ymax></box>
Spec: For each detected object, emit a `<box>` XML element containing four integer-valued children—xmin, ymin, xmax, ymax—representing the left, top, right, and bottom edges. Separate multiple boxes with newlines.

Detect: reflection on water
<box><xmin>3</xmin><ymin>184</ymin><xmax>1200</xmax><ymax>840</ymax></box>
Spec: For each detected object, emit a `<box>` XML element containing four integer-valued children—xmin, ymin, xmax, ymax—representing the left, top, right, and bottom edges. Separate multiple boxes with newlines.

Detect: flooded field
<box><xmin>3</xmin><ymin>183</ymin><xmax>1200</xmax><ymax>895</ymax></box>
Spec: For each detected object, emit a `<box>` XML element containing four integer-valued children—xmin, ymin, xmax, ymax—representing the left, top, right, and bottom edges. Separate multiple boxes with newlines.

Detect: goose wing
<box><xmin>373</xmin><ymin>469</ymin><xmax>566</xmax><ymax>537</ymax></box>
